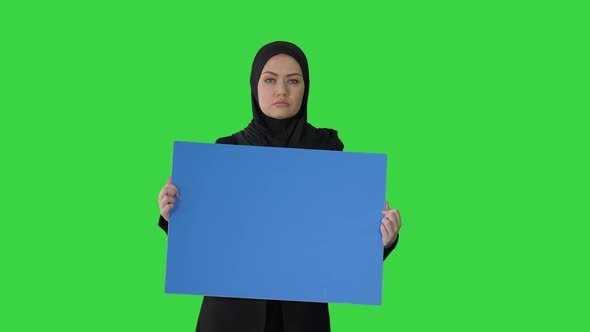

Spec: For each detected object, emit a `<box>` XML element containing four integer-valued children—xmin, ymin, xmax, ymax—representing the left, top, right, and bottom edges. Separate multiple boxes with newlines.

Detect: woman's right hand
<box><xmin>158</xmin><ymin>176</ymin><xmax>179</xmax><ymax>222</ymax></box>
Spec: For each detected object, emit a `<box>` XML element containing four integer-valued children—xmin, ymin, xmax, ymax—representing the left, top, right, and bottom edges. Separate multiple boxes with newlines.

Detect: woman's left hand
<box><xmin>381</xmin><ymin>201</ymin><xmax>402</xmax><ymax>248</ymax></box>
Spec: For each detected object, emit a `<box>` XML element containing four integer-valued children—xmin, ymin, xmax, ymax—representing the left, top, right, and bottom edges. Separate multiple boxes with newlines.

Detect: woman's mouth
<box><xmin>273</xmin><ymin>101</ymin><xmax>289</xmax><ymax>107</ymax></box>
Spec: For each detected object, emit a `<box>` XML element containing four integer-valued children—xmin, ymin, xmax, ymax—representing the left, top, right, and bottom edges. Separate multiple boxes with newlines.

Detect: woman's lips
<box><xmin>273</xmin><ymin>101</ymin><xmax>289</xmax><ymax>107</ymax></box>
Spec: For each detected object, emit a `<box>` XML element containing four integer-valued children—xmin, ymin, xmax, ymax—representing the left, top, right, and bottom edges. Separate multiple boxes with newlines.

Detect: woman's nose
<box><xmin>275</xmin><ymin>81</ymin><xmax>288</xmax><ymax>96</ymax></box>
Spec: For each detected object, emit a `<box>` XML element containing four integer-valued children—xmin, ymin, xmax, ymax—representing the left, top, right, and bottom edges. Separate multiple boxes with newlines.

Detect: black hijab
<box><xmin>232</xmin><ymin>41</ymin><xmax>344</xmax><ymax>151</ymax></box>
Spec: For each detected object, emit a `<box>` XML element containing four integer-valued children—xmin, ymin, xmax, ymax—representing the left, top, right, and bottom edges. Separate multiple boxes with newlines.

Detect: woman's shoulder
<box><xmin>215</xmin><ymin>135</ymin><xmax>238</xmax><ymax>145</ymax></box>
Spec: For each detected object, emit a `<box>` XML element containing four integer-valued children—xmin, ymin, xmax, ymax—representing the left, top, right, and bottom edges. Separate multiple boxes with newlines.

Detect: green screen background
<box><xmin>1</xmin><ymin>0</ymin><xmax>588</xmax><ymax>331</ymax></box>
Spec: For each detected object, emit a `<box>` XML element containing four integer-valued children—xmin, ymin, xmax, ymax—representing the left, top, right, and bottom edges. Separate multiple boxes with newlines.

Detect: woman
<box><xmin>157</xmin><ymin>41</ymin><xmax>402</xmax><ymax>332</ymax></box>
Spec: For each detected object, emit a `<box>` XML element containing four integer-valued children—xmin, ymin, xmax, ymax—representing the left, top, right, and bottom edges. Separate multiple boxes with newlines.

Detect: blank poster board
<box><xmin>165</xmin><ymin>141</ymin><xmax>387</xmax><ymax>305</ymax></box>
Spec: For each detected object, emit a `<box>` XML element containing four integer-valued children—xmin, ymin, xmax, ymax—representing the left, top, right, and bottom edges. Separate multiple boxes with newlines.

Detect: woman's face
<box><xmin>257</xmin><ymin>54</ymin><xmax>305</xmax><ymax>119</ymax></box>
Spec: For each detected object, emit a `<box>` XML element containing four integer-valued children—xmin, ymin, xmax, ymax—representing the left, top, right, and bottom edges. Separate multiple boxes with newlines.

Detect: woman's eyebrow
<box><xmin>262</xmin><ymin>71</ymin><xmax>302</xmax><ymax>77</ymax></box>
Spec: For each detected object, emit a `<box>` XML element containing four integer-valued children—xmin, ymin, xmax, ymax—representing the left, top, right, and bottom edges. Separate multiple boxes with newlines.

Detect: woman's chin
<box><xmin>268</xmin><ymin>109</ymin><xmax>299</xmax><ymax>120</ymax></box>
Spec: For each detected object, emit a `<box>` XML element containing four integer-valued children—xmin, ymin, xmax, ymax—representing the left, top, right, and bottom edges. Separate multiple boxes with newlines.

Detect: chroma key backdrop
<box><xmin>1</xmin><ymin>0</ymin><xmax>587</xmax><ymax>331</ymax></box>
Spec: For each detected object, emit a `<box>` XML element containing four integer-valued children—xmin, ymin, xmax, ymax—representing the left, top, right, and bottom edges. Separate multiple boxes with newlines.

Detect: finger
<box><xmin>158</xmin><ymin>187</ymin><xmax>172</xmax><ymax>202</ymax></box>
<box><xmin>163</xmin><ymin>195</ymin><xmax>176</xmax><ymax>208</ymax></box>
<box><xmin>385</xmin><ymin>208</ymin><xmax>400</xmax><ymax>225</ymax></box>
<box><xmin>385</xmin><ymin>209</ymin><xmax>400</xmax><ymax>230</ymax></box>
<box><xmin>164</xmin><ymin>185</ymin><xmax>179</xmax><ymax>197</ymax></box>
<box><xmin>159</xmin><ymin>187</ymin><xmax>178</xmax><ymax>201</ymax></box>
<box><xmin>393</xmin><ymin>208</ymin><xmax>402</xmax><ymax>229</ymax></box>
<box><xmin>385</xmin><ymin>200</ymin><xmax>390</xmax><ymax>211</ymax></box>
<box><xmin>158</xmin><ymin>189</ymin><xmax>168</xmax><ymax>202</ymax></box>
<box><xmin>382</xmin><ymin>217</ymin><xmax>395</xmax><ymax>240</ymax></box>
<box><xmin>165</xmin><ymin>184</ymin><xmax>179</xmax><ymax>197</ymax></box>
<box><xmin>159</xmin><ymin>195</ymin><xmax>176</xmax><ymax>209</ymax></box>
<box><xmin>380</xmin><ymin>224</ymin><xmax>389</xmax><ymax>246</ymax></box>
<box><xmin>161</xmin><ymin>204</ymin><xmax>173</xmax><ymax>221</ymax></box>
<box><xmin>159</xmin><ymin>176</ymin><xmax>174</xmax><ymax>201</ymax></box>
<box><xmin>384</xmin><ymin>212</ymin><xmax>396</xmax><ymax>224</ymax></box>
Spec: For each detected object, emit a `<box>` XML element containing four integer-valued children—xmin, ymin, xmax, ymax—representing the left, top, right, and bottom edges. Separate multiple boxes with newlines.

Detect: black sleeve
<box><xmin>215</xmin><ymin>135</ymin><xmax>237</xmax><ymax>144</ymax></box>
<box><xmin>383</xmin><ymin>235</ymin><xmax>399</xmax><ymax>261</ymax></box>
<box><xmin>158</xmin><ymin>215</ymin><xmax>168</xmax><ymax>234</ymax></box>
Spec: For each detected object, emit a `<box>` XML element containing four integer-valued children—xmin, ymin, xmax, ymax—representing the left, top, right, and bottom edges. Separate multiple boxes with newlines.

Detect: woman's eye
<box><xmin>265</xmin><ymin>78</ymin><xmax>276</xmax><ymax>83</ymax></box>
<box><xmin>288</xmin><ymin>79</ymin><xmax>299</xmax><ymax>84</ymax></box>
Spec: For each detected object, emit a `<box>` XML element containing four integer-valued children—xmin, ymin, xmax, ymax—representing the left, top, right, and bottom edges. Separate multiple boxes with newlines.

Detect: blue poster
<box><xmin>165</xmin><ymin>141</ymin><xmax>387</xmax><ymax>305</ymax></box>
